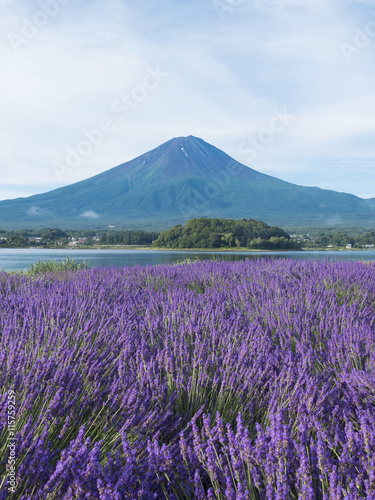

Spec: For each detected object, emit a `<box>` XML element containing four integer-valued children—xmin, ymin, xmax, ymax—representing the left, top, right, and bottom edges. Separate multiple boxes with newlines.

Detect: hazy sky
<box><xmin>1</xmin><ymin>0</ymin><xmax>375</xmax><ymax>201</ymax></box>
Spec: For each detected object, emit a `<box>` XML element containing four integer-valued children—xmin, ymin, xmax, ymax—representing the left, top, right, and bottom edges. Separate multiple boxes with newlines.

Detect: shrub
<box><xmin>25</xmin><ymin>256</ymin><xmax>89</xmax><ymax>275</ymax></box>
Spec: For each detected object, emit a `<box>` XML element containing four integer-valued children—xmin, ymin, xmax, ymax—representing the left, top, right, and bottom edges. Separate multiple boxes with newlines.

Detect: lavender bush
<box><xmin>0</xmin><ymin>259</ymin><xmax>374</xmax><ymax>499</ymax></box>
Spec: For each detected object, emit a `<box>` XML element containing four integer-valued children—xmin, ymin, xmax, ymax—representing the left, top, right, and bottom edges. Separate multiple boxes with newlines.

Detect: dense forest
<box><xmin>98</xmin><ymin>230</ymin><xmax>159</xmax><ymax>246</ymax></box>
<box><xmin>153</xmin><ymin>217</ymin><xmax>301</xmax><ymax>250</ymax></box>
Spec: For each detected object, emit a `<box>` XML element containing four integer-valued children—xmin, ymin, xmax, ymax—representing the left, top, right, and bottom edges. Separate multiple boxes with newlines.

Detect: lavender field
<box><xmin>1</xmin><ymin>259</ymin><xmax>375</xmax><ymax>499</ymax></box>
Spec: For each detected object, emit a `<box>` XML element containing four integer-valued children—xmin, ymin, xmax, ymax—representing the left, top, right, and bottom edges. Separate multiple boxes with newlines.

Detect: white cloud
<box><xmin>26</xmin><ymin>205</ymin><xmax>44</xmax><ymax>215</ymax></box>
<box><xmin>80</xmin><ymin>210</ymin><xmax>99</xmax><ymax>219</ymax></box>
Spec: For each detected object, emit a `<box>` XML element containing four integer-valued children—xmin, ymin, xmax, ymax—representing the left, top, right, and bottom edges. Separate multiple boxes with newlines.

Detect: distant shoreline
<box><xmin>1</xmin><ymin>245</ymin><xmax>375</xmax><ymax>252</ymax></box>
<box><xmin>0</xmin><ymin>245</ymin><xmax>286</xmax><ymax>252</ymax></box>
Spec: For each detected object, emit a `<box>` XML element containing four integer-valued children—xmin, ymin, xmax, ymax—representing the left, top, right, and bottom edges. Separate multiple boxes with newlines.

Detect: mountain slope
<box><xmin>0</xmin><ymin>135</ymin><xmax>374</xmax><ymax>229</ymax></box>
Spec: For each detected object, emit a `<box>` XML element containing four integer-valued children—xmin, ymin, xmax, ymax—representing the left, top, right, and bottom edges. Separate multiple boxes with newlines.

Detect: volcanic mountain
<box><xmin>0</xmin><ymin>135</ymin><xmax>374</xmax><ymax>229</ymax></box>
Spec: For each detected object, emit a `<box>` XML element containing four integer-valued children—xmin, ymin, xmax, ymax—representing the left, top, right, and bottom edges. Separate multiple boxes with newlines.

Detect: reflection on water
<box><xmin>0</xmin><ymin>248</ymin><xmax>375</xmax><ymax>272</ymax></box>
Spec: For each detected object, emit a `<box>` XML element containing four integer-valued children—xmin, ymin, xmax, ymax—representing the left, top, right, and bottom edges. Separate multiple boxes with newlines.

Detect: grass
<box><xmin>24</xmin><ymin>257</ymin><xmax>90</xmax><ymax>275</ymax></box>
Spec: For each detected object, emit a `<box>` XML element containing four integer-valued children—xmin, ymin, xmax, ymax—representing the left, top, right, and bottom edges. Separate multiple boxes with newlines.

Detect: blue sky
<box><xmin>1</xmin><ymin>0</ymin><xmax>375</xmax><ymax>200</ymax></box>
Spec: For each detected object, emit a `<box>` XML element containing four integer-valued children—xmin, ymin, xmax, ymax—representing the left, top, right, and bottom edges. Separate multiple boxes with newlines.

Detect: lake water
<box><xmin>1</xmin><ymin>248</ymin><xmax>375</xmax><ymax>272</ymax></box>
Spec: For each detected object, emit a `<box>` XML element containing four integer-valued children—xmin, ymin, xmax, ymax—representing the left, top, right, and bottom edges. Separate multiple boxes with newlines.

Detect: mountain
<box><xmin>0</xmin><ymin>135</ymin><xmax>374</xmax><ymax>230</ymax></box>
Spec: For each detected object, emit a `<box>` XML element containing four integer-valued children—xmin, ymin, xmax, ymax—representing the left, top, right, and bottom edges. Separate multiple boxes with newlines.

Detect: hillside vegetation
<box><xmin>153</xmin><ymin>217</ymin><xmax>300</xmax><ymax>249</ymax></box>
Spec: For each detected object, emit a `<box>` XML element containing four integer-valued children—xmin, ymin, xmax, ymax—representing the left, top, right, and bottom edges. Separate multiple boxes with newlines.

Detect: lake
<box><xmin>0</xmin><ymin>248</ymin><xmax>375</xmax><ymax>272</ymax></box>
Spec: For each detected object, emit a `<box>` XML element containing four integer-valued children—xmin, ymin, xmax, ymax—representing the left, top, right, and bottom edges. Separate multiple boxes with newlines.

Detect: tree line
<box><xmin>4</xmin><ymin>223</ymin><xmax>375</xmax><ymax>250</ymax></box>
<box><xmin>98</xmin><ymin>231</ymin><xmax>158</xmax><ymax>246</ymax></box>
<box><xmin>0</xmin><ymin>229</ymin><xmax>158</xmax><ymax>247</ymax></box>
<box><xmin>297</xmin><ymin>230</ymin><xmax>375</xmax><ymax>248</ymax></box>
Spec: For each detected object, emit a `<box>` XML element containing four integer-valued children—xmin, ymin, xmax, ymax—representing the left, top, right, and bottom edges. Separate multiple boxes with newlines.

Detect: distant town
<box><xmin>289</xmin><ymin>233</ymin><xmax>375</xmax><ymax>250</ymax></box>
<box><xmin>0</xmin><ymin>228</ymin><xmax>157</xmax><ymax>248</ymax></box>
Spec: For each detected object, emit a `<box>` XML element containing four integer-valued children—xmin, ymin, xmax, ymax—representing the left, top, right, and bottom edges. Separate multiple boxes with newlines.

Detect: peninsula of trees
<box><xmin>152</xmin><ymin>217</ymin><xmax>301</xmax><ymax>250</ymax></box>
